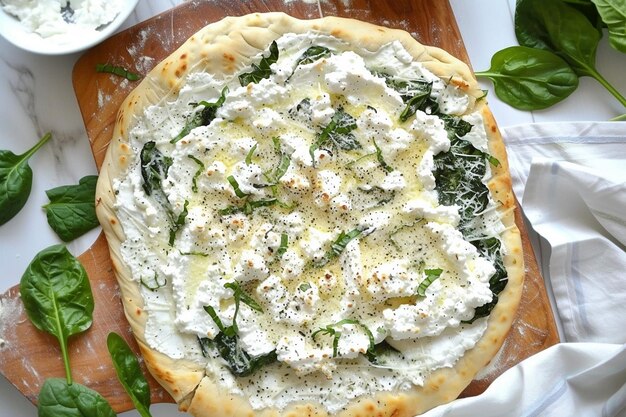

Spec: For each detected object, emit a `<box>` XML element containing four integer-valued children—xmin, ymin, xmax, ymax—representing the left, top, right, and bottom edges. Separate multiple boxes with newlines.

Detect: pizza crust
<box><xmin>96</xmin><ymin>12</ymin><xmax>523</xmax><ymax>417</ymax></box>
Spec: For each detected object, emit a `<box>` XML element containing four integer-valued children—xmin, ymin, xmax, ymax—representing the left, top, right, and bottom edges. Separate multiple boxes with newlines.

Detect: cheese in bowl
<box><xmin>96</xmin><ymin>13</ymin><xmax>523</xmax><ymax>417</ymax></box>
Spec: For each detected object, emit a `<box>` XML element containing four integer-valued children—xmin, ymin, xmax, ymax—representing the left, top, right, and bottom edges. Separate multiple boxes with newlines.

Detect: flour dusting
<box><xmin>0</xmin><ymin>296</ymin><xmax>22</xmax><ymax>350</ymax></box>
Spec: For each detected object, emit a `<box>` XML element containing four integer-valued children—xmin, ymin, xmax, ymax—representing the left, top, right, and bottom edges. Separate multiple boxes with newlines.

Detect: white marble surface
<box><xmin>0</xmin><ymin>1</ymin><xmax>624</xmax><ymax>416</ymax></box>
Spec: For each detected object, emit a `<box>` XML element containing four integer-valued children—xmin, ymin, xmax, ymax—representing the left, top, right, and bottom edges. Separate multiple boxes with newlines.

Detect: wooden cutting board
<box><xmin>0</xmin><ymin>0</ymin><xmax>559</xmax><ymax>413</ymax></box>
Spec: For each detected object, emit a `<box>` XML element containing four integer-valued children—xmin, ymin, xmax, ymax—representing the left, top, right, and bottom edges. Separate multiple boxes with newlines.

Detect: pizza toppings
<box><xmin>113</xmin><ymin>32</ymin><xmax>507</xmax><ymax>412</ymax></box>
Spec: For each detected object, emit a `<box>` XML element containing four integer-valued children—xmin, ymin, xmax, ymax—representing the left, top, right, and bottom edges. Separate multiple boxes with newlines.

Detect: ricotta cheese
<box><xmin>114</xmin><ymin>32</ymin><xmax>506</xmax><ymax>413</ymax></box>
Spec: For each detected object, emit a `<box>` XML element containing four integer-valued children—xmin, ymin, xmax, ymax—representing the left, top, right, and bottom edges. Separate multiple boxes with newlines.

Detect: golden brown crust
<box><xmin>96</xmin><ymin>12</ymin><xmax>523</xmax><ymax>417</ymax></box>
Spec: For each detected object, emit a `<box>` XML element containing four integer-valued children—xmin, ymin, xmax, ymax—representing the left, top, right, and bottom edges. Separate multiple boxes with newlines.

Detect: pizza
<box><xmin>95</xmin><ymin>12</ymin><xmax>523</xmax><ymax>417</ymax></box>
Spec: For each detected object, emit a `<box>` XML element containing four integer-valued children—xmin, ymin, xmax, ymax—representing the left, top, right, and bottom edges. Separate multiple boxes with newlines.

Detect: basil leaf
<box><xmin>169</xmin><ymin>200</ymin><xmax>189</xmax><ymax>246</ymax></box>
<box><xmin>219</xmin><ymin>198</ymin><xmax>278</xmax><ymax>216</ymax></box>
<box><xmin>314</xmin><ymin>229</ymin><xmax>362</xmax><ymax>267</ymax></box>
<box><xmin>224</xmin><ymin>281</ymin><xmax>264</xmax><ymax>313</ymax></box>
<box><xmin>373</xmin><ymin>140</ymin><xmax>393</xmax><ymax>173</ymax></box>
<box><xmin>239</xmin><ymin>41</ymin><xmax>279</xmax><ymax>86</ymax></box>
<box><xmin>187</xmin><ymin>155</ymin><xmax>204</xmax><ymax>193</ymax></box>
<box><xmin>475</xmin><ymin>46</ymin><xmax>578</xmax><ymax>110</ymax></box>
<box><xmin>309</xmin><ymin>108</ymin><xmax>359</xmax><ymax>162</ymax></box>
<box><xmin>38</xmin><ymin>378</ymin><xmax>115</xmax><ymax>417</ymax></box>
<box><xmin>20</xmin><ymin>244</ymin><xmax>94</xmax><ymax>383</ymax></box>
<box><xmin>245</xmin><ymin>144</ymin><xmax>257</xmax><ymax>165</ymax></box>
<box><xmin>312</xmin><ymin>319</ymin><xmax>375</xmax><ymax>358</ymax></box>
<box><xmin>227</xmin><ymin>175</ymin><xmax>248</xmax><ymax>198</ymax></box>
<box><xmin>277</xmin><ymin>233</ymin><xmax>288</xmax><ymax>257</ymax></box>
<box><xmin>95</xmin><ymin>63</ymin><xmax>141</xmax><ymax>81</ymax></box>
<box><xmin>213</xmin><ymin>333</ymin><xmax>277</xmax><ymax>377</ymax></box>
<box><xmin>171</xmin><ymin>87</ymin><xmax>228</xmax><ymax>143</ymax></box>
<box><xmin>590</xmin><ymin>0</ymin><xmax>626</xmax><ymax>53</ymax></box>
<box><xmin>140</xmin><ymin>272</ymin><xmax>166</xmax><ymax>291</ymax></box>
<box><xmin>516</xmin><ymin>0</ymin><xmax>626</xmax><ymax>106</ymax></box>
<box><xmin>417</xmin><ymin>268</ymin><xmax>443</xmax><ymax>296</ymax></box>
<box><xmin>295</xmin><ymin>46</ymin><xmax>332</xmax><ymax>67</ymax></box>
<box><xmin>0</xmin><ymin>132</ymin><xmax>51</xmax><ymax>225</ymax></box>
<box><xmin>107</xmin><ymin>333</ymin><xmax>152</xmax><ymax>417</ymax></box>
<box><xmin>43</xmin><ymin>175</ymin><xmax>99</xmax><ymax>242</ymax></box>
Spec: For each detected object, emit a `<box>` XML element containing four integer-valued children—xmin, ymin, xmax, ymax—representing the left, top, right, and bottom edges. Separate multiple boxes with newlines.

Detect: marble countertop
<box><xmin>1</xmin><ymin>1</ymin><xmax>625</xmax><ymax>416</ymax></box>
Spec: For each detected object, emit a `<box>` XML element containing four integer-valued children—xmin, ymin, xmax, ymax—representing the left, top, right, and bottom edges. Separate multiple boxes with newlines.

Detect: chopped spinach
<box><xmin>377</xmin><ymin>72</ymin><xmax>438</xmax><ymax>120</ymax></box>
<box><xmin>373</xmin><ymin>140</ymin><xmax>394</xmax><ymax>173</ymax></box>
<box><xmin>366</xmin><ymin>340</ymin><xmax>402</xmax><ymax>364</ymax></box>
<box><xmin>140</xmin><ymin>141</ymin><xmax>172</xmax><ymax>204</ymax></box>
<box><xmin>140</xmin><ymin>272</ymin><xmax>167</xmax><ymax>292</ymax></box>
<box><xmin>433</xmin><ymin>126</ymin><xmax>508</xmax><ymax>321</ymax></box>
<box><xmin>218</xmin><ymin>198</ymin><xmax>278</xmax><ymax>216</ymax></box>
<box><xmin>399</xmin><ymin>82</ymin><xmax>434</xmax><ymax>122</ymax></box>
<box><xmin>171</xmin><ymin>87</ymin><xmax>228</xmax><ymax>143</ymax></box>
<box><xmin>238</xmin><ymin>41</ymin><xmax>279</xmax><ymax>86</ymax></box>
<box><xmin>168</xmin><ymin>200</ymin><xmax>188</xmax><ymax>246</ymax></box>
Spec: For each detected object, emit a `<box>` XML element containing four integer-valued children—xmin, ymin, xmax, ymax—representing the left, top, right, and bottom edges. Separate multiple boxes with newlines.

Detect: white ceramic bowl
<box><xmin>0</xmin><ymin>1</ymin><xmax>139</xmax><ymax>55</ymax></box>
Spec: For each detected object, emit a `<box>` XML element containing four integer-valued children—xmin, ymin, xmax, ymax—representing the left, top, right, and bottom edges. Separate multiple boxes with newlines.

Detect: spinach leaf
<box><xmin>312</xmin><ymin>319</ymin><xmax>375</xmax><ymax>358</ymax></box>
<box><xmin>295</xmin><ymin>46</ymin><xmax>332</xmax><ymax>67</ymax></box>
<box><xmin>0</xmin><ymin>132</ymin><xmax>51</xmax><ymax>225</ymax></box>
<box><xmin>378</xmin><ymin>73</ymin><xmax>438</xmax><ymax>120</ymax></box>
<box><xmin>239</xmin><ymin>41</ymin><xmax>279</xmax><ymax>86</ymax></box>
<box><xmin>169</xmin><ymin>200</ymin><xmax>189</xmax><ymax>246</ymax></box>
<box><xmin>203</xmin><ymin>284</ymin><xmax>275</xmax><ymax>377</ymax></box>
<box><xmin>516</xmin><ymin>0</ymin><xmax>626</xmax><ymax>107</ymax></box>
<box><xmin>96</xmin><ymin>63</ymin><xmax>141</xmax><ymax>81</ymax></box>
<box><xmin>20</xmin><ymin>244</ymin><xmax>94</xmax><ymax>383</ymax></box>
<box><xmin>475</xmin><ymin>46</ymin><xmax>579</xmax><ymax>110</ymax></box>
<box><xmin>140</xmin><ymin>141</ymin><xmax>172</xmax><ymax>206</ymax></box>
<box><xmin>464</xmin><ymin>237</ymin><xmax>508</xmax><ymax>323</ymax></box>
<box><xmin>309</xmin><ymin>108</ymin><xmax>359</xmax><ymax>163</ymax></box>
<box><xmin>399</xmin><ymin>82</ymin><xmax>433</xmax><ymax>122</ymax></box>
<box><xmin>43</xmin><ymin>175</ymin><xmax>99</xmax><ymax>242</ymax></box>
<box><xmin>591</xmin><ymin>0</ymin><xmax>626</xmax><ymax>53</ymax></box>
<box><xmin>38</xmin><ymin>378</ymin><xmax>116</xmax><ymax>417</ymax></box>
<box><xmin>107</xmin><ymin>332</ymin><xmax>152</xmax><ymax>417</ymax></box>
<box><xmin>171</xmin><ymin>87</ymin><xmax>228</xmax><ymax>143</ymax></box>
<box><xmin>373</xmin><ymin>140</ymin><xmax>394</xmax><ymax>173</ymax></box>
<box><xmin>417</xmin><ymin>268</ymin><xmax>443</xmax><ymax>296</ymax></box>
<box><xmin>314</xmin><ymin>229</ymin><xmax>363</xmax><ymax>267</ymax></box>
<box><xmin>140</xmin><ymin>272</ymin><xmax>166</xmax><ymax>291</ymax></box>
<box><xmin>366</xmin><ymin>340</ymin><xmax>402</xmax><ymax>364</ymax></box>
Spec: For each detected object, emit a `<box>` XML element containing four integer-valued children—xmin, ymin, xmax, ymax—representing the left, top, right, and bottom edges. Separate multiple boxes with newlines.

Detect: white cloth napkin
<box><xmin>422</xmin><ymin>122</ymin><xmax>626</xmax><ymax>416</ymax></box>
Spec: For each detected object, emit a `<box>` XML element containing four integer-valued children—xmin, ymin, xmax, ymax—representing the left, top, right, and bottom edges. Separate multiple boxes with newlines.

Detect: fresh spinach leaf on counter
<box><xmin>38</xmin><ymin>378</ymin><xmax>116</xmax><ymax>417</ymax></box>
<box><xmin>20</xmin><ymin>244</ymin><xmax>94</xmax><ymax>384</ymax></box>
<box><xmin>96</xmin><ymin>63</ymin><xmax>141</xmax><ymax>81</ymax></box>
<box><xmin>0</xmin><ymin>132</ymin><xmax>51</xmax><ymax>226</ymax></box>
<box><xmin>309</xmin><ymin>107</ymin><xmax>359</xmax><ymax>163</ymax></box>
<box><xmin>43</xmin><ymin>175</ymin><xmax>99</xmax><ymax>242</ymax></box>
<box><xmin>107</xmin><ymin>332</ymin><xmax>153</xmax><ymax>417</ymax></box>
<box><xmin>475</xmin><ymin>46</ymin><xmax>579</xmax><ymax>110</ymax></box>
<box><xmin>515</xmin><ymin>0</ymin><xmax>626</xmax><ymax>107</ymax></box>
<box><xmin>591</xmin><ymin>0</ymin><xmax>626</xmax><ymax>53</ymax></box>
<box><xmin>171</xmin><ymin>87</ymin><xmax>228</xmax><ymax>143</ymax></box>
<box><xmin>239</xmin><ymin>41</ymin><xmax>279</xmax><ymax>86</ymax></box>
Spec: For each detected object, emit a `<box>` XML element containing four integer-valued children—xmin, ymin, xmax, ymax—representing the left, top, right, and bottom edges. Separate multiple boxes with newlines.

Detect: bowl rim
<box><xmin>0</xmin><ymin>0</ymin><xmax>140</xmax><ymax>55</ymax></box>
